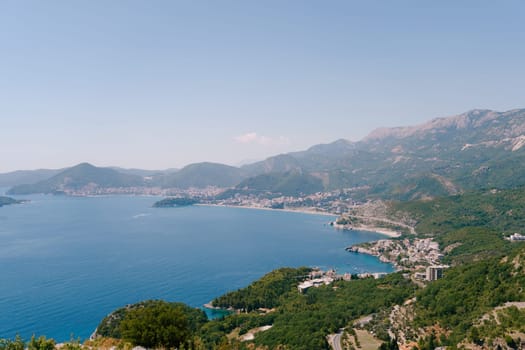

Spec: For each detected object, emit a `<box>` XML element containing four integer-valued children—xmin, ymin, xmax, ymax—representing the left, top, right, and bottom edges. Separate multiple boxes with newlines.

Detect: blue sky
<box><xmin>1</xmin><ymin>1</ymin><xmax>524</xmax><ymax>172</ymax></box>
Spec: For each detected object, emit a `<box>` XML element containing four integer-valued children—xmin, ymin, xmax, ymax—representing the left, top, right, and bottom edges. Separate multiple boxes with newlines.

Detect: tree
<box><xmin>0</xmin><ymin>335</ymin><xmax>25</xmax><ymax>350</ymax></box>
<box><xmin>379</xmin><ymin>336</ymin><xmax>399</xmax><ymax>350</ymax></box>
<box><xmin>28</xmin><ymin>335</ymin><xmax>55</xmax><ymax>350</ymax></box>
<box><xmin>120</xmin><ymin>301</ymin><xmax>194</xmax><ymax>349</ymax></box>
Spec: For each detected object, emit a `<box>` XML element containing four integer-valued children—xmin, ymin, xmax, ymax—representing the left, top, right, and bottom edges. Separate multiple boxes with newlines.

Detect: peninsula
<box><xmin>0</xmin><ymin>196</ymin><xmax>24</xmax><ymax>207</ymax></box>
<box><xmin>153</xmin><ymin>197</ymin><xmax>199</xmax><ymax>208</ymax></box>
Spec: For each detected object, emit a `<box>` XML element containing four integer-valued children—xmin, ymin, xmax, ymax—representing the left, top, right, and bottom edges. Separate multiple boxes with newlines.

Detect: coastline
<box><xmin>197</xmin><ymin>203</ymin><xmax>338</xmax><ymax>218</ymax></box>
<box><xmin>199</xmin><ymin>204</ymin><xmax>402</xmax><ymax>239</ymax></box>
<box><xmin>332</xmin><ymin>222</ymin><xmax>401</xmax><ymax>238</ymax></box>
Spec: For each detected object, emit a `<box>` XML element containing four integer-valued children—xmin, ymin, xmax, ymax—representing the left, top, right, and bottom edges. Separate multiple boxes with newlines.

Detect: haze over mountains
<box><xmin>5</xmin><ymin>108</ymin><xmax>525</xmax><ymax>200</ymax></box>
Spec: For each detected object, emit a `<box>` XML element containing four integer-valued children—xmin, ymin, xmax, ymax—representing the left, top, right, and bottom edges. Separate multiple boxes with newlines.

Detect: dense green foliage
<box><xmin>379</xmin><ymin>337</ymin><xmax>399</xmax><ymax>350</ymax></box>
<box><xmin>27</xmin><ymin>335</ymin><xmax>56</xmax><ymax>350</ymax></box>
<box><xmin>472</xmin><ymin>306</ymin><xmax>525</xmax><ymax>347</ymax></box>
<box><xmin>0</xmin><ymin>335</ymin><xmax>55</xmax><ymax>350</ymax></box>
<box><xmin>389</xmin><ymin>175</ymin><xmax>453</xmax><ymax>201</ymax></box>
<box><xmin>436</xmin><ymin>227</ymin><xmax>513</xmax><ymax>264</ymax></box>
<box><xmin>153</xmin><ymin>197</ymin><xmax>198</xmax><ymax>207</ymax></box>
<box><xmin>204</xmin><ymin>273</ymin><xmax>415</xmax><ymax>349</ymax></box>
<box><xmin>96</xmin><ymin>300</ymin><xmax>207</xmax><ymax>348</ymax></box>
<box><xmin>120</xmin><ymin>301</ymin><xmax>197</xmax><ymax>349</ymax></box>
<box><xmin>394</xmin><ymin>187</ymin><xmax>525</xmax><ymax>236</ymax></box>
<box><xmin>390</xmin><ymin>187</ymin><xmax>525</xmax><ymax>263</ymax></box>
<box><xmin>0</xmin><ymin>336</ymin><xmax>24</xmax><ymax>350</ymax></box>
<box><xmin>252</xmin><ymin>274</ymin><xmax>414</xmax><ymax>350</ymax></box>
<box><xmin>93</xmin><ymin>269</ymin><xmax>414</xmax><ymax>349</ymax></box>
<box><xmin>212</xmin><ymin>267</ymin><xmax>311</xmax><ymax>311</ymax></box>
<box><xmin>414</xmin><ymin>247</ymin><xmax>525</xmax><ymax>345</ymax></box>
<box><xmin>160</xmin><ymin>162</ymin><xmax>244</xmax><ymax>189</ymax></box>
<box><xmin>233</xmin><ymin>171</ymin><xmax>324</xmax><ymax>196</ymax></box>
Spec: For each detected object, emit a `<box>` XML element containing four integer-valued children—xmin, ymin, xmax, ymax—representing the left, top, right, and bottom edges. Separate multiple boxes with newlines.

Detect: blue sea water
<box><xmin>0</xmin><ymin>194</ymin><xmax>393</xmax><ymax>341</ymax></box>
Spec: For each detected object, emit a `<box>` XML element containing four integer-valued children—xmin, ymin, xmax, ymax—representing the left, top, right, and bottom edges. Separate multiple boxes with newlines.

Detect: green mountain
<box><xmin>158</xmin><ymin>162</ymin><xmax>244</xmax><ymax>189</ymax></box>
<box><xmin>7</xmin><ymin>163</ymin><xmax>144</xmax><ymax>194</ymax></box>
<box><xmin>236</xmin><ymin>109</ymin><xmax>525</xmax><ymax>200</ymax></box>
<box><xmin>241</xmin><ymin>154</ymin><xmax>304</xmax><ymax>177</ymax></box>
<box><xmin>231</xmin><ymin>171</ymin><xmax>324</xmax><ymax>196</ymax></box>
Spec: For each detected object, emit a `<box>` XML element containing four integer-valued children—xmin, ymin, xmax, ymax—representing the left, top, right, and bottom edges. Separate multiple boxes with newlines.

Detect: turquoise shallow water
<box><xmin>0</xmin><ymin>194</ymin><xmax>393</xmax><ymax>341</ymax></box>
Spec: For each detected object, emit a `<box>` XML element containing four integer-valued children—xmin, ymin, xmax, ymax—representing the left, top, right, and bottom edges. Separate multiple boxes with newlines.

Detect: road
<box><xmin>332</xmin><ymin>331</ymin><xmax>343</xmax><ymax>350</ymax></box>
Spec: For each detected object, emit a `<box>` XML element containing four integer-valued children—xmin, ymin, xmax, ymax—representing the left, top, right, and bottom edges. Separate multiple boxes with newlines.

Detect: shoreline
<box><xmin>197</xmin><ymin>203</ymin><xmax>338</xmax><ymax>218</ymax></box>
<box><xmin>199</xmin><ymin>204</ymin><xmax>401</xmax><ymax>239</ymax></box>
<box><xmin>335</xmin><ymin>223</ymin><xmax>402</xmax><ymax>238</ymax></box>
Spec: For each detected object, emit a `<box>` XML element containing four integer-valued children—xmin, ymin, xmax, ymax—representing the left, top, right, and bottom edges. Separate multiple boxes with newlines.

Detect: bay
<box><xmin>0</xmin><ymin>194</ymin><xmax>393</xmax><ymax>341</ymax></box>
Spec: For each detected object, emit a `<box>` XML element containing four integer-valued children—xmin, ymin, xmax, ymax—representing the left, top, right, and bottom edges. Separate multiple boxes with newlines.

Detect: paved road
<box><xmin>332</xmin><ymin>331</ymin><xmax>343</xmax><ymax>350</ymax></box>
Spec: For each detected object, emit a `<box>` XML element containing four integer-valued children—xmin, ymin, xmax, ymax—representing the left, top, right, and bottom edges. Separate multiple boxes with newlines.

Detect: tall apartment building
<box><xmin>426</xmin><ymin>265</ymin><xmax>447</xmax><ymax>281</ymax></box>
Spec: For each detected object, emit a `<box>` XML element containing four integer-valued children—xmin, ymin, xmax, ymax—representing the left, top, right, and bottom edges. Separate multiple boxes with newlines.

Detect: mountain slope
<box><xmin>159</xmin><ymin>162</ymin><xmax>244</xmax><ymax>189</ymax></box>
<box><xmin>7</xmin><ymin>163</ymin><xmax>144</xmax><ymax>194</ymax></box>
<box><xmin>235</xmin><ymin>171</ymin><xmax>324</xmax><ymax>196</ymax></box>
<box><xmin>235</xmin><ymin>109</ymin><xmax>525</xmax><ymax>200</ymax></box>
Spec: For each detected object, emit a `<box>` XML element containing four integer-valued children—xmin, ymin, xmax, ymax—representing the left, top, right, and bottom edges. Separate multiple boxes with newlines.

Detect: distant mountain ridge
<box><xmin>0</xmin><ymin>169</ymin><xmax>64</xmax><ymax>187</ymax></box>
<box><xmin>5</xmin><ymin>108</ymin><xmax>525</xmax><ymax>199</ymax></box>
<box><xmin>239</xmin><ymin>108</ymin><xmax>525</xmax><ymax>199</ymax></box>
<box><xmin>364</xmin><ymin>109</ymin><xmax>525</xmax><ymax>141</ymax></box>
<box><xmin>7</xmin><ymin>163</ymin><xmax>145</xmax><ymax>195</ymax></box>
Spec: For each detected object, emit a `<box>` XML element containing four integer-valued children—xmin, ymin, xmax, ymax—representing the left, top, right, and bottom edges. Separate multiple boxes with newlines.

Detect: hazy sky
<box><xmin>1</xmin><ymin>1</ymin><xmax>524</xmax><ymax>172</ymax></box>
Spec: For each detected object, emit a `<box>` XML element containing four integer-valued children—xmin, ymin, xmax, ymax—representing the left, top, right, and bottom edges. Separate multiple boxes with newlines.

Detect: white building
<box><xmin>509</xmin><ymin>233</ymin><xmax>525</xmax><ymax>241</ymax></box>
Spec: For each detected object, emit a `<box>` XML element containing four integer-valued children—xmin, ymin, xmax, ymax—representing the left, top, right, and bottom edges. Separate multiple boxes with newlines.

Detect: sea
<box><xmin>0</xmin><ymin>193</ymin><xmax>393</xmax><ymax>342</ymax></box>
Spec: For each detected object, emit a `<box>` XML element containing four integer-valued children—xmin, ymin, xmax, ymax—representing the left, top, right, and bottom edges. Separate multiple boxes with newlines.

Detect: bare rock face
<box><xmin>364</xmin><ymin>109</ymin><xmax>525</xmax><ymax>141</ymax></box>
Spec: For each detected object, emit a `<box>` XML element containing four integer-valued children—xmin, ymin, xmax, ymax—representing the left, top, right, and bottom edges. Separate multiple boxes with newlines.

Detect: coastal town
<box><xmin>297</xmin><ymin>268</ymin><xmax>389</xmax><ymax>293</ymax></box>
<box><xmin>51</xmin><ymin>185</ymin><xmax>358</xmax><ymax>215</ymax></box>
<box><xmin>346</xmin><ymin>238</ymin><xmax>444</xmax><ymax>271</ymax></box>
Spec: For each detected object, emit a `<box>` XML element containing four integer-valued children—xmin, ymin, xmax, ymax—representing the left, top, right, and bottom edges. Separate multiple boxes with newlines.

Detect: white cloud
<box><xmin>234</xmin><ymin>132</ymin><xmax>290</xmax><ymax>146</ymax></box>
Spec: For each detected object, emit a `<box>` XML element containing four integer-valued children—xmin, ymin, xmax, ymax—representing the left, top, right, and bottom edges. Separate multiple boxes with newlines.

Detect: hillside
<box><xmin>232</xmin><ymin>171</ymin><xmax>324</xmax><ymax>196</ymax></box>
<box><xmin>0</xmin><ymin>168</ymin><xmax>63</xmax><ymax>187</ymax></box>
<box><xmin>7</xmin><ymin>163</ymin><xmax>144</xmax><ymax>195</ymax></box>
<box><xmin>158</xmin><ymin>162</ymin><xmax>244</xmax><ymax>189</ymax></box>
<box><xmin>236</xmin><ymin>109</ymin><xmax>525</xmax><ymax>200</ymax></box>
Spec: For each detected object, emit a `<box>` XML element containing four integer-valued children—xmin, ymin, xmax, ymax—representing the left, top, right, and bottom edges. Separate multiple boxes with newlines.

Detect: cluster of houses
<box><xmin>297</xmin><ymin>268</ymin><xmax>388</xmax><ymax>293</ymax></box>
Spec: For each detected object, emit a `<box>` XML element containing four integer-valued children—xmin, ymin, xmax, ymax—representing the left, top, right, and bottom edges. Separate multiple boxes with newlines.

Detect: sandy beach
<box><xmin>197</xmin><ymin>203</ymin><xmax>338</xmax><ymax>218</ymax></box>
<box><xmin>199</xmin><ymin>204</ymin><xmax>401</xmax><ymax>238</ymax></box>
<box><xmin>332</xmin><ymin>223</ymin><xmax>401</xmax><ymax>238</ymax></box>
<box><xmin>350</xmin><ymin>225</ymin><xmax>402</xmax><ymax>238</ymax></box>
